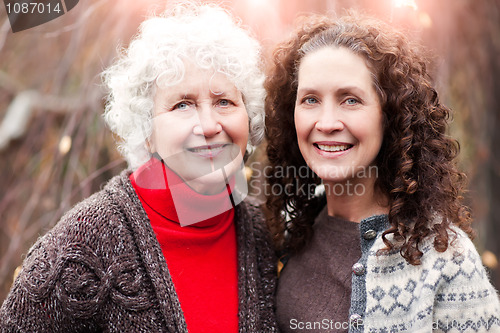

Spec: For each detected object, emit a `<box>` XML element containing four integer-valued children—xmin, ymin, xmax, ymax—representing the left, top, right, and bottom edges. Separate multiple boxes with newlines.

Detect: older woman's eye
<box><xmin>173</xmin><ymin>101</ymin><xmax>191</xmax><ymax>111</ymax></box>
<box><xmin>217</xmin><ymin>99</ymin><xmax>233</xmax><ymax>107</ymax></box>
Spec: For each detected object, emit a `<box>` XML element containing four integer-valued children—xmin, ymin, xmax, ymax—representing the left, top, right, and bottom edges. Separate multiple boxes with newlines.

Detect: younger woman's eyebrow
<box><xmin>335</xmin><ymin>86</ymin><xmax>366</xmax><ymax>96</ymax></box>
<box><xmin>296</xmin><ymin>87</ymin><xmax>319</xmax><ymax>96</ymax></box>
<box><xmin>296</xmin><ymin>85</ymin><xmax>366</xmax><ymax>97</ymax></box>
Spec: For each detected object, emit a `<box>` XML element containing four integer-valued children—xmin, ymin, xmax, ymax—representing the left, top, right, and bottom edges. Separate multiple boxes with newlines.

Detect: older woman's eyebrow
<box><xmin>210</xmin><ymin>89</ymin><xmax>242</xmax><ymax>99</ymax></box>
<box><xmin>210</xmin><ymin>90</ymin><xmax>231</xmax><ymax>97</ymax></box>
<box><xmin>167</xmin><ymin>92</ymin><xmax>196</xmax><ymax>101</ymax></box>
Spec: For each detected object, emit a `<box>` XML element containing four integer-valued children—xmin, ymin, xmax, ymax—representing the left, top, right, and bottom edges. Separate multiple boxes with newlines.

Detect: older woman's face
<box><xmin>150</xmin><ymin>65</ymin><xmax>249</xmax><ymax>194</ymax></box>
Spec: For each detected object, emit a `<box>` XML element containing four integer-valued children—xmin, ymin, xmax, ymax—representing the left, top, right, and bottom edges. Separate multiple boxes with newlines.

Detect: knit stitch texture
<box><xmin>350</xmin><ymin>215</ymin><xmax>500</xmax><ymax>333</ymax></box>
<box><xmin>0</xmin><ymin>170</ymin><xmax>278</xmax><ymax>332</ymax></box>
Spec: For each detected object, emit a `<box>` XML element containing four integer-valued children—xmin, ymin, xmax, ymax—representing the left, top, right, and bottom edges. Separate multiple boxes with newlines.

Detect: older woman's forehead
<box><xmin>155</xmin><ymin>67</ymin><xmax>241</xmax><ymax>96</ymax></box>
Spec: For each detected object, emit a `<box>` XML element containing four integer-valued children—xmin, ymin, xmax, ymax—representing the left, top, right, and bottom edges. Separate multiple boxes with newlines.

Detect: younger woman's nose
<box><xmin>315</xmin><ymin>107</ymin><xmax>345</xmax><ymax>133</ymax></box>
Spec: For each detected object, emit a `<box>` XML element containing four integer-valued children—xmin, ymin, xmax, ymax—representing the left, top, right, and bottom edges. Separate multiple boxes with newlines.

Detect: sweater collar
<box><xmin>130</xmin><ymin>156</ymin><xmax>238</xmax><ymax>227</ymax></box>
<box><xmin>359</xmin><ymin>214</ymin><xmax>390</xmax><ymax>234</ymax></box>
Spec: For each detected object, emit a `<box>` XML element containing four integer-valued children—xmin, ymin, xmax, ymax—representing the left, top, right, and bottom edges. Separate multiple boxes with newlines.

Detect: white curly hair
<box><xmin>102</xmin><ymin>3</ymin><xmax>265</xmax><ymax>169</ymax></box>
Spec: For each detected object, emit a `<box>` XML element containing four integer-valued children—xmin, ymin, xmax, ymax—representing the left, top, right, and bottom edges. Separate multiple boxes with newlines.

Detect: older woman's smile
<box><xmin>187</xmin><ymin>143</ymin><xmax>229</xmax><ymax>158</ymax></box>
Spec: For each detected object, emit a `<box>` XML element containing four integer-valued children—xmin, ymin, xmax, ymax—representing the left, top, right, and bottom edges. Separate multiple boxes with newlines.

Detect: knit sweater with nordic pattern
<box><xmin>350</xmin><ymin>215</ymin><xmax>500</xmax><ymax>333</ymax></box>
<box><xmin>0</xmin><ymin>170</ymin><xmax>279</xmax><ymax>332</ymax></box>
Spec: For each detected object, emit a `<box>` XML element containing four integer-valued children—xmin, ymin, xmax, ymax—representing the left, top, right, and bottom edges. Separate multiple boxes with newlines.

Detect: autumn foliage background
<box><xmin>1</xmin><ymin>0</ymin><xmax>500</xmax><ymax>302</ymax></box>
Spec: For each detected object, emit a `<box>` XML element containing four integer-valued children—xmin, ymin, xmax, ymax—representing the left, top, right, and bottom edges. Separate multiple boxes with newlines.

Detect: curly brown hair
<box><xmin>265</xmin><ymin>13</ymin><xmax>473</xmax><ymax>265</ymax></box>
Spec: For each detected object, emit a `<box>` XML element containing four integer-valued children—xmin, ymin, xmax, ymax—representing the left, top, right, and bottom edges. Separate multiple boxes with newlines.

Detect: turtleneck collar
<box><xmin>130</xmin><ymin>156</ymin><xmax>236</xmax><ymax>228</ymax></box>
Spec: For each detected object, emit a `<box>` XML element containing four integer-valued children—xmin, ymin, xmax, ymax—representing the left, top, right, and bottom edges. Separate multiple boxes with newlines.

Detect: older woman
<box><xmin>0</xmin><ymin>4</ymin><xmax>277</xmax><ymax>332</ymax></box>
<box><xmin>265</xmin><ymin>13</ymin><xmax>500</xmax><ymax>332</ymax></box>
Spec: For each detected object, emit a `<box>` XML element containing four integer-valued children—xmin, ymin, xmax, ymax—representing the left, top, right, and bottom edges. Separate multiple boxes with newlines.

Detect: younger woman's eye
<box><xmin>303</xmin><ymin>97</ymin><xmax>318</xmax><ymax>105</ymax></box>
<box><xmin>345</xmin><ymin>98</ymin><xmax>359</xmax><ymax>105</ymax></box>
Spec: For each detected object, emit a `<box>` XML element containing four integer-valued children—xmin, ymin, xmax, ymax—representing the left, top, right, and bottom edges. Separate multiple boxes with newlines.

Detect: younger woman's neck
<box><xmin>323</xmin><ymin>177</ymin><xmax>389</xmax><ymax>223</ymax></box>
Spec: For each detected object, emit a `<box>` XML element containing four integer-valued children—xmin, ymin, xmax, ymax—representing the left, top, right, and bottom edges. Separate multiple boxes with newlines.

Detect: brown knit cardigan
<box><xmin>0</xmin><ymin>170</ymin><xmax>278</xmax><ymax>332</ymax></box>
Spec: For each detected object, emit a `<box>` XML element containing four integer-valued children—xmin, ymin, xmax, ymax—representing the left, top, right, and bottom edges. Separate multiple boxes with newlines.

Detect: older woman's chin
<box><xmin>183</xmin><ymin>152</ymin><xmax>246</xmax><ymax>195</ymax></box>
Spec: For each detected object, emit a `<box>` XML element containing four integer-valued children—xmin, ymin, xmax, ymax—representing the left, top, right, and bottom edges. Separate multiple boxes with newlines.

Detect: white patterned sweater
<box><xmin>349</xmin><ymin>215</ymin><xmax>500</xmax><ymax>333</ymax></box>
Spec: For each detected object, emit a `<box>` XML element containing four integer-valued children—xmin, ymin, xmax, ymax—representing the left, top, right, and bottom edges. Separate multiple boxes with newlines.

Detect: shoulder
<box><xmin>420</xmin><ymin>225</ymin><xmax>482</xmax><ymax>268</ymax></box>
<box><xmin>240</xmin><ymin>194</ymin><xmax>265</xmax><ymax>210</ymax></box>
<box><xmin>407</xmin><ymin>225</ymin><xmax>488</xmax><ymax>283</ymax></box>
<box><xmin>41</xmin><ymin>170</ymin><xmax>136</xmax><ymax>247</ymax></box>
<box><xmin>60</xmin><ymin>170</ymin><xmax>133</xmax><ymax>218</ymax></box>
<box><xmin>419</xmin><ymin>225</ymin><xmax>500</xmax><ymax>302</ymax></box>
<box><xmin>364</xmin><ymin>224</ymin><xmax>500</xmax><ymax>330</ymax></box>
<box><xmin>7</xmin><ymin>170</ymin><xmax>151</xmax><ymax>314</ymax></box>
<box><xmin>235</xmin><ymin>195</ymin><xmax>267</xmax><ymax>232</ymax></box>
<box><xmin>25</xmin><ymin>168</ymin><xmax>138</xmax><ymax>258</ymax></box>
<box><xmin>369</xmin><ymin>224</ymin><xmax>494</xmax><ymax>290</ymax></box>
<box><xmin>421</xmin><ymin>226</ymin><xmax>500</xmax><ymax>329</ymax></box>
<box><xmin>235</xmin><ymin>195</ymin><xmax>275</xmax><ymax>252</ymax></box>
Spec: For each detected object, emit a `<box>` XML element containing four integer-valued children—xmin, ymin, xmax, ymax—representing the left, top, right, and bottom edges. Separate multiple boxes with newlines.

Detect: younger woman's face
<box><xmin>150</xmin><ymin>65</ymin><xmax>249</xmax><ymax>194</ymax></box>
<box><xmin>294</xmin><ymin>46</ymin><xmax>384</xmax><ymax>186</ymax></box>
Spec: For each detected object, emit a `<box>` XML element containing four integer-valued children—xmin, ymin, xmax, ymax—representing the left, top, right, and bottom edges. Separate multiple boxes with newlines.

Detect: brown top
<box><xmin>276</xmin><ymin>206</ymin><xmax>361</xmax><ymax>332</ymax></box>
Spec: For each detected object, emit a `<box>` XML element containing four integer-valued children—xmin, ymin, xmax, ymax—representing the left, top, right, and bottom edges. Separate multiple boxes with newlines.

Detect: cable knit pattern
<box><xmin>0</xmin><ymin>170</ymin><xmax>278</xmax><ymax>332</ymax></box>
<box><xmin>349</xmin><ymin>215</ymin><xmax>500</xmax><ymax>333</ymax></box>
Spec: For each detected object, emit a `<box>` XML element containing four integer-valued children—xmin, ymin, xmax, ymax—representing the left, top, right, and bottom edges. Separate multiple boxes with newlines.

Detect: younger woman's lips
<box><xmin>313</xmin><ymin>142</ymin><xmax>353</xmax><ymax>158</ymax></box>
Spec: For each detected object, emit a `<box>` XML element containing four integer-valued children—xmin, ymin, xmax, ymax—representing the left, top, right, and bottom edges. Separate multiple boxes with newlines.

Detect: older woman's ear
<box><xmin>144</xmin><ymin>138</ymin><xmax>154</xmax><ymax>155</ymax></box>
<box><xmin>243</xmin><ymin>144</ymin><xmax>254</xmax><ymax>163</ymax></box>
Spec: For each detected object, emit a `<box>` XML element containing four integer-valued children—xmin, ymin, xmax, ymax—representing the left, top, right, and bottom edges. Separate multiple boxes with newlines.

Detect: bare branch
<box><xmin>0</xmin><ymin>91</ymin><xmax>81</xmax><ymax>151</ymax></box>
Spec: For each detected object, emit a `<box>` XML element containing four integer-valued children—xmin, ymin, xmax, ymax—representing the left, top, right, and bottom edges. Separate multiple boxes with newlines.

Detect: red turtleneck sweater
<box><xmin>130</xmin><ymin>157</ymin><xmax>238</xmax><ymax>332</ymax></box>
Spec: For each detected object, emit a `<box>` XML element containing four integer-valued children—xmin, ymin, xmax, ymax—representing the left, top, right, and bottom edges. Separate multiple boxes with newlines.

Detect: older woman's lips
<box><xmin>187</xmin><ymin>144</ymin><xmax>227</xmax><ymax>158</ymax></box>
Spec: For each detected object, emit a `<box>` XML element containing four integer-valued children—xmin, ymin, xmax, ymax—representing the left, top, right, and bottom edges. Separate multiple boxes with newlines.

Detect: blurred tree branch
<box><xmin>0</xmin><ymin>90</ymin><xmax>80</xmax><ymax>150</ymax></box>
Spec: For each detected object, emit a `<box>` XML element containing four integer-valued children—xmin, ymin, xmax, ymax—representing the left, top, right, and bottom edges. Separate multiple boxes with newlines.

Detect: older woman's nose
<box><xmin>193</xmin><ymin>107</ymin><xmax>223</xmax><ymax>137</ymax></box>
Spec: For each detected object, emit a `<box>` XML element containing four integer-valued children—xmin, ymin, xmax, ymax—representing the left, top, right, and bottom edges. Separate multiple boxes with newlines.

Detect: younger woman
<box><xmin>265</xmin><ymin>13</ymin><xmax>500</xmax><ymax>332</ymax></box>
